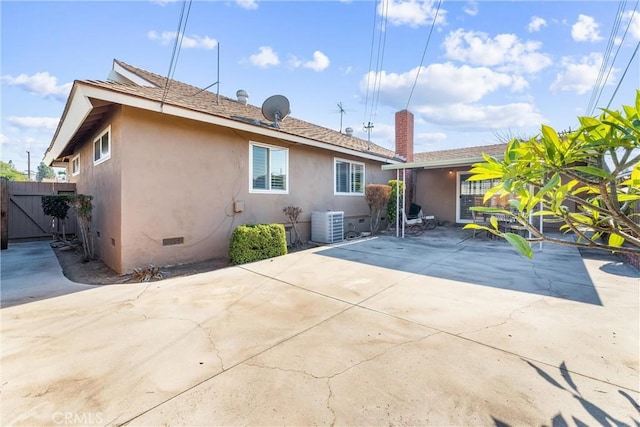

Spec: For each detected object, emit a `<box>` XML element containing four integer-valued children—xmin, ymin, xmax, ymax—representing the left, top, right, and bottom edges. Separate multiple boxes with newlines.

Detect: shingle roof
<box><xmin>92</xmin><ymin>60</ymin><xmax>396</xmax><ymax>160</ymax></box>
<box><xmin>414</xmin><ymin>143</ymin><xmax>508</xmax><ymax>163</ymax></box>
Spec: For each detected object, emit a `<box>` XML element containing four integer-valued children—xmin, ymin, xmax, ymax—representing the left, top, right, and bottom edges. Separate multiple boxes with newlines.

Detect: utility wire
<box><xmin>362</xmin><ymin>0</ymin><xmax>379</xmax><ymax>126</ymax></box>
<box><xmin>406</xmin><ymin>0</ymin><xmax>442</xmax><ymax>110</ymax></box>
<box><xmin>370</xmin><ymin>0</ymin><xmax>390</xmax><ymax>125</ymax></box>
<box><xmin>606</xmin><ymin>39</ymin><xmax>640</xmax><ymax>110</ymax></box>
<box><xmin>161</xmin><ymin>0</ymin><xmax>193</xmax><ymax>107</ymax></box>
<box><xmin>592</xmin><ymin>1</ymin><xmax>638</xmax><ymax>113</ymax></box>
<box><xmin>586</xmin><ymin>0</ymin><xmax>625</xmax><ymax>115</ymax></box>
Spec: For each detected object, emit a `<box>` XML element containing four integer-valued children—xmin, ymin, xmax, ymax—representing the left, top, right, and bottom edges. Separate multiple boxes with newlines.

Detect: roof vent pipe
<box><xmin>345</xmin><ymin>127</ymin><xmax>353</xmax><ymax>137</ymax></box>
<box><xmin>236</xmin><ymin>89</ymin><xmax>249</xmax><ymax>105</ymax></box>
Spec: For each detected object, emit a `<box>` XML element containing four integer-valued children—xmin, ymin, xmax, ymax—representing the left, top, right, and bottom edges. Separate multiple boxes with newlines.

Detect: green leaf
<box><xmin>463</xmin><ymin>223</ymin><xmax>489</xmax><ymax>231</ymax></box>
<box><xmin>470</xmin><ymin>207</ymin><xmax>511</xmax><ymax>214</ymax></box>
<box><xmin>537</xmin><ymin>173</ymin><xmax>560</xmax><ymax>198</ymax></box>
<box><xmin>490</xmin><ymin>215</ymin><xmax>499</xmax><ymax>230</ymax></box>
<box><xmin>482</xmin><ymin>184</ymin><xmax>504</xmax><ymax>203</ymax></box>
<box><xmin>573</xmin><ymin>166</ymin><xmax>614</xmax><ymax>180</ymax></box>
<box><xmin>608</xmin><ymin>233</ymin><xmax>625</xmax><ymax>247</ymax></box>
<box><xmin>503</xmin><ymin>233</ymin><xmax>533</xmax><ymax>259</ymax></box>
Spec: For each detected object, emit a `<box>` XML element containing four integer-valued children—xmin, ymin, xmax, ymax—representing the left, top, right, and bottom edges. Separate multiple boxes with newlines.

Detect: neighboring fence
<box><xmin>6</xmin><ymin>181</ymin><xmax>77</xmax><ymax>243</ymax></box>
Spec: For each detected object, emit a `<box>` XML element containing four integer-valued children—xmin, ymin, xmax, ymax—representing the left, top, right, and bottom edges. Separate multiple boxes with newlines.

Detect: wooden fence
<box><xmin>4</xmin><ymin>181</ymin><xmax>77</xmax><ymax>244</ymax></box>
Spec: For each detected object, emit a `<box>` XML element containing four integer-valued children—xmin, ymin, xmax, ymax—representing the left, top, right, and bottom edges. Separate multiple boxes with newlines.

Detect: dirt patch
<box><xmin>51</xmin><ymin>240</ymin><xmax>229</xmax><ymax>285</ymax></box>
<box><xmin>51</xmin><ymin>239</ymin><xmax>318</xmax><ymax>285</ymax></box>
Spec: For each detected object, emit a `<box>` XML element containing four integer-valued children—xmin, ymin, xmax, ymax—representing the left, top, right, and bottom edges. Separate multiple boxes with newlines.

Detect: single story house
<box><xmin>45</xmin><ymin>59</ymin><xmax>538</xmax><ymax>274</ymax></box>
<box><xmin>44</xmin><ymin>60</ymin><xmax>402</xmax><ymax>273</ymax></box>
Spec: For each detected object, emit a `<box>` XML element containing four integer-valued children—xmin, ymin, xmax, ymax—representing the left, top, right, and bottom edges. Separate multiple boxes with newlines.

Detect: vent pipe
<box><xmin>236</xmin><ymin>89</ymin><xmax>249</xmax><ymax>105</ymax></box>
<box><xmin>345</xmin><ymin>127</ymin><xmax>353</xmax><ymax>137</ymax></box>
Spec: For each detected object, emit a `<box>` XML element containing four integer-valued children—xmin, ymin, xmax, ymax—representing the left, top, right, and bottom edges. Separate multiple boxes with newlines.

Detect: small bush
<box><xmin>387</xmin><ymin>180</ymin><xmax>405</xmax><ymax>224</ymax></box>
<box><xmin>229</xmin><ymin>223</ymin><xmax>287</xmax><ymax>265</ymax></box>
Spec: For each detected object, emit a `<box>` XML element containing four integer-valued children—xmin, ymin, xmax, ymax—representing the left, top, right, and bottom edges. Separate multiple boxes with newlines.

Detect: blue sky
<box><xmin>2</xmin><ymin>0</ymin><xmax>639</xmax><ymax>176</ymax></box>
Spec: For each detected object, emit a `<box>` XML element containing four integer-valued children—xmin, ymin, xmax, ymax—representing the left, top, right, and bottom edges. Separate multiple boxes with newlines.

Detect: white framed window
<box><xmin>334</xmin><ymin>158</ymin><xmax>365</xmax><ymax>195</ymax></box>
<box><xmin>71</xmin><ymin>154</ymin><xmax>80</xmax><ymax>176</ymax></box>
<box><xmin>93</xmin><ymin>126</ymin><xmax>111</xmax><ymax>165</ymax></box>
<box><xmin>249</xmin><ymin>141</ymin><xmax>288</xmax><ymax>194</ymax></box>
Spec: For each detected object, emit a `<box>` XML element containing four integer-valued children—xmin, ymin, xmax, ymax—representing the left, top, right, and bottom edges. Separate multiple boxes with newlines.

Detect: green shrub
<box><xmin>229</xmin><ymin>223</ymin><xmax>287</xmax><ymax>265</ymax></box>
<box><xmin>42</xmin><ymin>195</ymin><xmax>71</xmax><ymax>220</ymax></box>
<box><xmin>387</xmin><ymin>180</ymin><xmax>405</xmax><ymax>223</ymax></box>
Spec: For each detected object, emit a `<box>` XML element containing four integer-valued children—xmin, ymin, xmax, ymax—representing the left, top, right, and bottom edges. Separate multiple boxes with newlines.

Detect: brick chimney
<box><xmin>395</xmin><ymin>110</ymin><xmax>414</xmax><ymax>162</ymax></box>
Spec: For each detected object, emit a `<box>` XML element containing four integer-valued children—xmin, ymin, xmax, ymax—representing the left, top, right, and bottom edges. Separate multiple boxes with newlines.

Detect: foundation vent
<box><xmin>163</xmin><ymin>237</ymin><xmax>184</xmax><ymax>246</ymax></box>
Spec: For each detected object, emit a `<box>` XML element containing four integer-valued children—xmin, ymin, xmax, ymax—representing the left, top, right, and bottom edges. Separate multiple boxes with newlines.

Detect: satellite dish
<box><xmin>261</xmin><ymin>95</ymin><xmax>290</xmax><ymax>128</ymax></box>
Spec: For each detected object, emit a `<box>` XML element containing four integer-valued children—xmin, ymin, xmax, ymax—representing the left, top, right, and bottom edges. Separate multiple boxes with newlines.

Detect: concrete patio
<box><xmin>1</xmin><ymin>228</ymin><xmax>638</xmax><ymax>426</ymax></box>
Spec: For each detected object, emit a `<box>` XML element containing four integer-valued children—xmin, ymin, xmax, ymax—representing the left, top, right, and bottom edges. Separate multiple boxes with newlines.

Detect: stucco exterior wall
<box><xmin>117</xmin><ymin>107</ymin><xmax>393</xmax><ymax>273</ymax></box>
<box><xmin>68</xmin><ymin>108</ymin><xmax>123</xmax><ymax>272</ymax></box>
<box><xmin>414</xmin><ymin>168</ymin><xmax>462</xmax><ymax>224</ymax></box>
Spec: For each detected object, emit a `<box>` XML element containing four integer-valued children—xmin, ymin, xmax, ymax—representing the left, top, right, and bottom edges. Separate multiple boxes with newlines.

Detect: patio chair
<box><xmin>471</xmin><ymin>210</ymin><xmax>491</xmax><ymax>239</ymax></box>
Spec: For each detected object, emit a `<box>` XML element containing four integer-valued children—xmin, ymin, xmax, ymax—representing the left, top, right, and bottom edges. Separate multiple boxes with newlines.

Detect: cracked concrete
<box><xmin>1</xmin><ymin>229</ymin><xmax>638</xmax><ymax>426</ymax></box>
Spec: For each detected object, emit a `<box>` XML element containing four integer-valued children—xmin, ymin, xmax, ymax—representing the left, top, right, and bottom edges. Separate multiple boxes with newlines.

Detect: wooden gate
<box><xmin>7</xmin><ymin>181</ymin><xmax>77</xmax><ymax>242</ymax></box>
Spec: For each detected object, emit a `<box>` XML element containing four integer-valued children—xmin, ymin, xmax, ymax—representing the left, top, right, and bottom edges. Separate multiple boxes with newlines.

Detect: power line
<box><xmin>362</xmin><ymin>0</ymin><xmax>379</xmax><ymax>126</ymax></box>
<box><xmin>592</xmin><ymin>1</ymin><xmax>638</xmax><ymax>113</ymax></box>
<box><xmin>161</xmin><ymin>0</ymin><xmax>193</xmax><ymax>107</ymax></box>
<box><xmin>606</xmin><ymin>39</ymin><xmax>640</xmax><ymax>110</ymax></box>
<box><xmin>369</xmin><ymin>0</ymin><xmax>390</xmax><ymax>125</ymax></box>
<box><xmin>406</xmin><ymin>0</ymin><xmax>442</xmax><ymax>110</ymax></box>
<box><xmin>586</xmin><ymin>0</ymin><xmax>625</xmax><ymax>115</ymax></box>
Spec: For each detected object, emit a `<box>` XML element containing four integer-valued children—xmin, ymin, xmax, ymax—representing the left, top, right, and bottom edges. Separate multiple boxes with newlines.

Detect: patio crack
<box><xmin>456</xmin><ymin>300</ymin><xmax>540</xmax><ymax>337</ymax></box>
<box><xmin>246</xmin><ymin>331</ymin><xmax>440</xmax><ymax>381</ymax></box>
<box><xmin>326</xmin><ymin>378</ymin><xmax>336</xmax><ymax>427</ymax></box>
<box><xmin>142</xmin><ymin>315</ymin><xmax>225</xmax><ymax>371</ymax></box>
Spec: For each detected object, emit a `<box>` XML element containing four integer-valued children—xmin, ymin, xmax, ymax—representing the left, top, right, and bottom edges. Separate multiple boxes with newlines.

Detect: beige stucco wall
<box><xmin>67</xmin><ymin>108</ymin><xmax>123</xmax><ymax>272</ymax></box>
<box><xmin>414</xmin><ymin>167</ymin><xmax>463</xmax><ymax>224</ymax></box>
<box><xmin>115</xmin><ymin>107</ymin><xmax>393</xmax><ymax>273</ymax></box>
<box><xmin>415</xmin><ymin>167</ymin><xmax>568</xmax><ymax>229</ymax></box>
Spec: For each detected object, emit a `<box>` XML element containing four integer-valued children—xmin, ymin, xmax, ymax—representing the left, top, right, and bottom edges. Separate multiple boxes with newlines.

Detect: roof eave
<box><xmin>43</xmin><ymin>84</ymin><xmax>94</xmax><ymax>165</ymax></box>
<box><xmin>46</xmin><ymin>82</ymin><xmax>400</xmax><ymax>165</ymax></box>
<box><xmin>381</xmin><ymin>156</ymin><xmax>486</xmax><ymax>170</ymax></box>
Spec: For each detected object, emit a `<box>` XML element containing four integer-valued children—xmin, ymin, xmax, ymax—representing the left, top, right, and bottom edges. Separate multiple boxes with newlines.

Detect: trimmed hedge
<box><xmin>229</xmin><ymin>223</ymin><xmax>288</xmax><ymax>265</ymax></box>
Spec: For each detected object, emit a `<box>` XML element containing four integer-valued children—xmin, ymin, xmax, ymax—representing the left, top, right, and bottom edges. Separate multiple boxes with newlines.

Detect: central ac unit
<box><xmin>311</xmin><ymin>211</ymin><xmax>344</xmax><ymax>244</ymax></box>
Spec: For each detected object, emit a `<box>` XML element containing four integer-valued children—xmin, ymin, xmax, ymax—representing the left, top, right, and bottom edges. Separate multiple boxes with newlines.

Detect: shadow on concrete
<box><xmin>492</xmin><ymin>360</ymin><xmax>638</xmax><ymax>426</ymax></box>
<box><xmin>1</xmin><ymin>241</ymin><xmax>95</xmax><ymax>309</ymax></box>
<box><xmin>524</xmin><ymin>360</ymin><xmax>635</xmax><ymax>427</ymax></box>
<box><xmin>579</xmin><ymin>248</ymin><xmax>640</xmax><ymax>278</ymax></box>
<box><xmin>314</xmin><ymin>227</ymin><xmax>603</xmax><ymax>305</ymax></box>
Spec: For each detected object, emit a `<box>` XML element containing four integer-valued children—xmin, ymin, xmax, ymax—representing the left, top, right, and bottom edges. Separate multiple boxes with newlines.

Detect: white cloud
<box><xmin>550</xmin><ymin>53</ymin><xmax>615</xmax><ymax>95</ymax></box>
<box><xmin>0</xmin><ymin>134</ymin><xmax>49</xmax><ymax>173</ymax></box>
<box><xmin>236</xmin><ymin>0</ymin><xmax>258</xmax><ymax>10</ymax></box>
<box><xmin>415</xmin><ymin>132</ymin><xmax>447</xmax><ymax>152</ymax></box>
<box><xmin>528</xmin><ymin>16</ymin><xmax>547</xmax><ymax>33</ymax></box>
<box><xmin>416</xmin><ymin>102</ymin><xmax>545</xmax><ymax>130</ymax></box>
<box><xmin>571</xmin><ymin>15</ymin><xmax>603</xmax><ymax>42</ymax></box>
<box><xmin>249</xmin><ymin>46</ymin><xmax>280</xmax><ymax>68</ymax></box>
<box><xmin>380</xmin><ymin>0</ymin><xmax>447</xmax><ymax>28</ymax></box>
<box><xmin>7</xmin><ymin>116</ymin><xmax>59</xmax><ymax>131</ymax></box>
<box><xmin>360</xmin><ymin>62</ymin><xmax>542</xmax><ymax>132</ymax></box>
<box><xmin>463</xmin><ymin>0</ymin><xmax>478</xmax><ymax>16</ymax></box>
<box><xmin>361</xmin><ymin>63</ymin><xmax>526</xmax><ymax>108</ymax></box>
<box><xmin>147</xmin><ymin>30</ymin><xmax>217</xmax><ymax>49</ymax></box>
<box><xmin>443</xmin><ymin>29</ymin><xmax>552</xmax><ymax>74</ymax></box>
<box><xmin>1</xmin><ymin>72</ymin><xmax>71</xmax><ymax>101</ymax></box>
<box><xmin>289</xmin><ymin>51</ymin><xmax>330</xmax><ymax>71</ymax></box>
<box><xmin>623</xmin><ymin>10</ymin><xmax>640</xmax><ymax>41</ymax></box>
